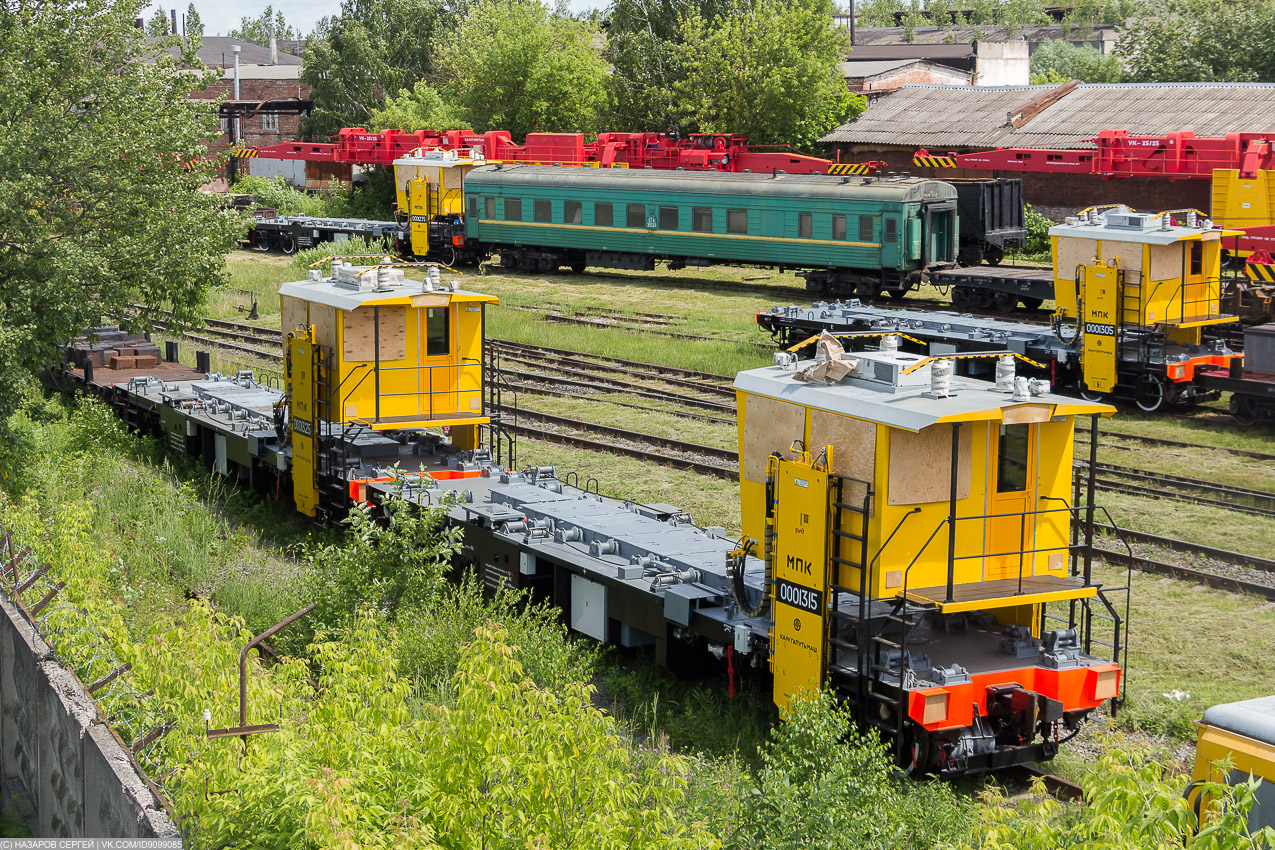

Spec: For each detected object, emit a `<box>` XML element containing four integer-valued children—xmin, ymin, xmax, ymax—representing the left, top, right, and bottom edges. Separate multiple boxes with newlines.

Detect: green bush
<box><xmin>1024</xmin><ymin>204</ymin><xmax>1054</xmax><ymax>256</ymax></box>
<box><xmin>729</xmin><ymin>689</ymin><xmax>972</xmax><ymax>849</ymax></box>
<box><xmin>232</xmin><ymin>175</ymin><xmax>330</xmax><ymax>217</ymax></box>
<box><xmin>290</xmin><ymin>236</ymin><xmax>402</xmax><ymax>273</ymax></box>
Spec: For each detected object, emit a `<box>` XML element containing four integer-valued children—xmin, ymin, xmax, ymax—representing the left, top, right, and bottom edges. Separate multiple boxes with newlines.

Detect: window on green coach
<box><xmin>595</xmin><ymin>203</ymin><xmax>613</xmax><ymax>227</ymax></box>
<box><xmin>534</xmin><ymin>199</ymin><xmax>552</xmax><ymax>223</ymax></box>
<box><xmin>565</xmin><ymin>200</ymin><xmax>582</xmax><ymax>225</ymax></box>
<box><xmin>627</xmin><ymin>204</ymin><xmax>646</xmax><ymax>228</ymax></box>
<box><xmin>426</xmin><ymin>307</ymin><xmax>449</xmax><ymax>358</ymax></box>
<box><xmin>727</xmin><ymin>209</ymin><xmax>748</xmax><ymax>234</ymax></box>
<box><xmin>468</xmin><ymin>197</ymin><xmax>478</xmax><ymax>219</ymax></box>
<box><xmin>505</xmin><ymin>198</ymin><xmax>522</xmax><ymax>221</ymax></box>
<box><xmin>692</xmin><ymin>208</ymin><xmax>713</xmax><ymax>232</ymax></box>
<box><xmin>659</xmin><ymin>206</ymin><xmax>679</xmax><ymax>230</ymax></box>
<box><xmin>832</xmin><ymin>215</ymin><xmax>847</xmax><ymax>240</ymax></box>
<box><xmin>859</xmin><ymin>216</ymin><xmax>873</xmax><ymax>242</ymax></box>
<box><xmin>484</xmin><ymin>197</ymin><xmax>495</xmax><ymax>220</ymax></box>
<box><xmin>798</xmin><ymin>213</ymin><xmax>812</xmax><ymax>239</ymax></box>
<box><xmin>884</xmin><ymin>218</ymin><xmax>898</xmax><ymax>243</ymax></box>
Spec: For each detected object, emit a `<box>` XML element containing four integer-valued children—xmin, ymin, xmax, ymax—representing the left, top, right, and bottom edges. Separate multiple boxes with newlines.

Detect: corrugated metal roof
<box><xmin>850</xmin><ymin>24</ymin><xmax>1116</xmax><ymax>45</ymax></box>
<box><xmin>821</xmin><ymin>82</ymin><xmax>1275</xmax><ymax>148</ymax></box>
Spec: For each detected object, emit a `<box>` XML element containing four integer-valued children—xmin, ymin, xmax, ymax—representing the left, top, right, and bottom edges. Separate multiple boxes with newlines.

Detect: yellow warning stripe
<box><xmin>1245</xmin><ymin>263</ymin><xmax>1275</xmax><ymax>283</ymax></box>
<box><xmin>231</xmin><ymin>147</ymin><xmax>258</xmax><ymax>158</ymax></box>
<box><xmin>827</xmin><ymin>163</ymin><xmax>873</xmax><ymax>175</ymax></box>
<box><xmin>912</xmin><ymin>155</ymin><xmax>956</xmax><ymax>168</ymax></box>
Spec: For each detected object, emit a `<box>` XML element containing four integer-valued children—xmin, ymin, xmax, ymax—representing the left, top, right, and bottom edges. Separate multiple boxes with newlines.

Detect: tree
<box><xmin>228</xmin><ymin>4</ymin><xmax>299</xmax><ymax>45</ymax></box>
<box><xmin>300</xmin><ymin>0</ymin><xmax>473</xmax><ymax>138</ymax></box>
<box><xmin>603</xmin><ymin>0</ymin><xmax>731</xmax><ymax>133</ymax></box>
<box><xmin>1117</xmin><ymin>0</ymin><xmax>1275</xmax><ymax>82</ymax></box>
<box><xmin>1029</xmin><ymin>39</ymin><xmax>1124</xmax><ymax>83</ymax></box>
<box><xmin>146</xmin><ymin>5</ymin><xmax>169</xmax><ymax>34</ymax></box>
<box><xmin>433</xmin><ymin>0</ymin><xmax>611</xmax><ymax>139</ymax></box>
<box><xmin>185</xmin><ymin>2</ymin><xmax>204</xmax><ymax>36</ymax></box>
<box><xmin>0</xmin><ymin>0</ymin><xmax>242</xmax><ymax>422</ymax></box>
<box><xmin>675</xmin><ymin>0</ymin><xmax>863</xmax><ymax>150</ymax></box>
<box><xmin>371</xmin><ymin>82</ymin><xmax>469</xmax><ymax>132</ymax></box>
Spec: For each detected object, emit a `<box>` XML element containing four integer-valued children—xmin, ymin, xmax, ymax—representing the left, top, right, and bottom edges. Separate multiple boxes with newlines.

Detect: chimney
<box><xmin>269</xmin><ymin>21</ymin><xmax>277</xmax><ymax>65</ymax></box>
<box><xmin>170</xmin><ymin>8</ymin><xmax>177</xmax><ymax>34</ymax></box>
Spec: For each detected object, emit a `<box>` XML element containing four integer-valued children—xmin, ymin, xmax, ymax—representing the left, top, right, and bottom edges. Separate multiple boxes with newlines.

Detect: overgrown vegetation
<box><xmin>233</xmin><ymin>173</ymin><xmax>397</xmax><ymax>222</ymax></box>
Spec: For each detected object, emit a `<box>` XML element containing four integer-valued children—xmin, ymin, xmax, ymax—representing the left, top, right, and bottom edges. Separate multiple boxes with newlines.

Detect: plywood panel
<box><xmin>887</xmin><ymin>424</ymin><xmax>972</xmax><ymax>506</ymax></box>
<box><xmin>311</xmin><ymin>305</ymin><xmax>336</xmax><ymax>349</ymax></box>
<box><xmin>1056</xmin><ymin>237</ymin><xmax>1096</xmax><ymax>279</ymax></box>
<box><xmin>809</xmin><ymin>409</ymin><xmax>875</xmax><ymax>510</ymax></box>
<box><xmin>281</xmin><ymin>296</ymin><xmax>308</xmax><ymax>337</ymax></box>
<box><xmin>1098</xmin><ymin>240</ymin><xmax>1142</xmax><ymax>272</ymax></box>
<box><xmin>343</xmin><ymin>306</ymin><xmax>407</xmax><ymax>362</ymax></box>
<box><xmin>742</xmin><ymin>394</ymin><xmax>806</xmax><ymax>484</ymax></box>
<box><xmin>1149</xmin><ymin>243</ymin><xmax>1182</xmax><ymax>282</ymax></box>
<box><xmin>1002</xmin><ymin>403</ymin><xmax>1052</xmax><ymax>425</ymax></box>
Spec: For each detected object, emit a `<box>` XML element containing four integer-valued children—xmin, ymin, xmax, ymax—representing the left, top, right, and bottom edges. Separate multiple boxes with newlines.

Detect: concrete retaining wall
<box><xmin>0</xmin><ymin>590</ymin><xmax>181</xmax><ymax>839</ymax></box>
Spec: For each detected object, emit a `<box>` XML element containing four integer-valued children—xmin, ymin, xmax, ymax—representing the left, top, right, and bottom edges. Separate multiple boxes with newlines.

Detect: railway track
<box><xmin>1084</xmin><ymin>463</ymin><xmax>1275</xmax><ymax>519</ymax></box>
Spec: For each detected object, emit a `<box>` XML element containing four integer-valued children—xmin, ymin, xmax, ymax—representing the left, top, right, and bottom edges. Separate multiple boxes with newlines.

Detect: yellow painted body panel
<box><xmin>394</xmin><ymin>159</ymin><xmax>479</xmax><ymax>257</ymax></box>
<box><xmin>736</xmin><ymin>389</ymin><xmax>1080</xmax><ymax>626</ymax></box>
<box><xmin>769</xmin><ymin>459</ymin><xmax>830</xmax><ymax>710</ymax></box>
<box><xmin>1212</xmin><ymin>169</ymin><xmax>1275</xmax><ymax>243</ymax></box>
<box><xmin>1080</xmin><ymin>264</ymin><xmax>1120</xmax><ymax>393</ymax></box>
<box><xmin>286</xmin><ymin>328</ymin><xmax>319</xmax><ymax>517</ymax></box>
<box><xmin>1191</xmin><ymin>719</ymin><xmax>1275</xmax><ymax>829</ymax></box>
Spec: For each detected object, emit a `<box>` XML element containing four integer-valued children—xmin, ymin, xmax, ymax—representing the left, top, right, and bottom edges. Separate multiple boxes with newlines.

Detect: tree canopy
<box><xmin>1117</xmin><ymin>0</ymin><xmax>1275</xmax><ymax>82</ymax></box>
<box><xmin>676</xmin><ymin>0</ymin><xmax>863</xmax><ymax>149</ymax></box>
<box><xmin>228</xmin><ymin>4</ymin><xmax>300</xmax><ymax>44</ymax></box>
<box><xmin>0</xmin><ymin>0</ymin><xmax>241</xmax><ymax>421</ymax></box>
<box><xmin>300</xmin><ymin>0</ymin><xmax>473</xmax><ymax>138</ymax></box>
<box><xmin>185</xmin><ymin>2</ymin><xmax>204</xmax><ymax>36</ymax></box>
<box><xmin>1029</xmin><ymin>39</ymin><xmax>1124</xmax><ymax>83</ymax></box>
<box><xmin>430</xmin><ymin>0</ymin><xmax>612</xmax><ymax>138</ymax></box>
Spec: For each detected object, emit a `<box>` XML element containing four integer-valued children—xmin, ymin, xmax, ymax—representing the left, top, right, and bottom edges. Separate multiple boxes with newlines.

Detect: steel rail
<box><xmin>491</xmin><ymin>346</ymin><xmax>736</xmax><ymax>400</ymax></box>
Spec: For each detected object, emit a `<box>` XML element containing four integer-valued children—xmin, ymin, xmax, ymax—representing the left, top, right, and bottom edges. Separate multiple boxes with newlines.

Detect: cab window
<box><xmin>595</xmin><ymin>203</ymin><xmax>613</xmax><ymax>227</ymax></box>
<box><xmin>832</xmin><ymin>215</ymin><xmax>847</xmax><ymax>240</ymax></box>
<box><xmin>565</xmin><ymin>200</ymin><xmax>582</xmax><ymax>224</ymax></box>
<box><xmin>727</xmin><ymin>209</ymin><xmax>748</xmax><ymax>234</ymax></box>
<box><xmin>504</xmin><ymin>198</ymin><xmax>522</xmax><ymax>221</ymax></box>
<box><xmin>534</xmin><ymin>199</ymin><xmax>552</xmax><ymax>223</ymax></box>
<box><xmin>798</xmin><ymin>213</ymin><xmax>812</xmax><ymax>239</ymax></box>
<box><xmin>426</xmin><ymin>308</ymin><xmax>449</xmax><ymax>357</ymax></box>
<box><xmin>996</xmin><ymin>424</ymin><xmax>1030</xmax><ymax>492</ymax></box>
<box><xmin>626</xmin><ymin>204</ymin><xmax>646</xmax><ymax>228</ymax></box>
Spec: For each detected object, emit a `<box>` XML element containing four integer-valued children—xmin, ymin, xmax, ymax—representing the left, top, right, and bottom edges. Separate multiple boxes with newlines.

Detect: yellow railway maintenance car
<box><xmin>735</xmin><ymin>337</ymin><xmax>1127</xmax><ymax>772</ymax></box>
<box><xmin>1189</xmin><ymin>696</ymin><xmax>1275</xmax><ymax>834</ymax></box>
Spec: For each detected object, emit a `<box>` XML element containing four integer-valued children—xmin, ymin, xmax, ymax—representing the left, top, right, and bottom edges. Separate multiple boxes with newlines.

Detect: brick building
<box><xmin>154</xmin><ymin>36</ymin><xmax>311</xmax><ymax>158</ymax></box>
<box><xmin>840</xmin><ymin>60</ymin><xmax>971</xmax><ymax>99</ymax></box>
<box><xmin>820</xmin><ymin>82</ymin><xmax>1275</xmax><ymax>219</ymax></box>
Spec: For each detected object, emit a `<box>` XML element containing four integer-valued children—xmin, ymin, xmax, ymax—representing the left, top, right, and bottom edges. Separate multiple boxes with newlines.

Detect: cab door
<box><xmin>986</xmin><ymin>423</ymin><xmax>1036</xmax><ymax>581</ymax></box>
<box><xmin>419</xmin><ymin>306</ymin><xmax>456</xmax><ymax>418</ymax></box>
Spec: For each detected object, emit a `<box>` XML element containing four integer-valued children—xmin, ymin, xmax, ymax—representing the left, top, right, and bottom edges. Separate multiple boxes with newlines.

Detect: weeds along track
<box><xmin>506</xmin><ymin>304</ymin><xmax>772</xmax><ymax>348</ymax></box>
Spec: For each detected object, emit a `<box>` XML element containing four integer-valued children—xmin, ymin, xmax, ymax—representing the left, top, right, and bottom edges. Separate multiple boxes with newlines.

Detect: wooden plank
<box><xmin>311</xmin><ymin>304</ymin><xmax>336</xmax><ymax>349</ymax></box>
<box><xmin>809</xmin><ymin>409</ymin><xmax>875</xmax><ymax>512</ymax></box>
<box><xmin>280</xmin><ymin>295</ymin><xmax>308</xmax><ymax>337</ymax></box>
<box><xmin>343</xmin><ymin>306</ymin><xmax>407</xmax><ymax>362</ymax></box>
<box><xmin>887</xmin><ymin>423</ymin><xmax>971</xmax><ymax>506</ymax></box>
<box><xmin>1002</xmin><ymin>404</ymin><xmax>1052</xmax><ymax>425</ymax></box>
<box><xmin>742</xmin><ymin>394</ymin><xmax>806</xmax><ymax>484</ymax></box>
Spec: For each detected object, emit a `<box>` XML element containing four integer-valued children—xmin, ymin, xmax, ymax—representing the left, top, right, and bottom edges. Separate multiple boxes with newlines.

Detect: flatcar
<box><xmin>63</xmin><ymin>259</ymin><xmax>1127</xmax><ymax>776</ymax></box>
<box><xmin>760</xmin><ymin>206</ymin><xmax>1245</xmax><ymax>412</ymax></box>
<box><xmin>461</xmin><ymin>164</ymin><xmax>959</xmax><ymax>299</ymax></box>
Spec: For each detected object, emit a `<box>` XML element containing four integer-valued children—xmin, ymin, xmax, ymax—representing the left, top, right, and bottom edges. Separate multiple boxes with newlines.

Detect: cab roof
<box><xmin>1202</xmin><ymin>696</ymin><xmax>1275</xmax><ymax>747</ymax></box>
<box><xmin>733</xmin><ymin>360</ymin><xmax>1114</xmax><ymax>432</ymax></box>
<box><xmin>278</xmin><ymin>277</ymin><xmax>497</xmax><ymax>313</ymax></box>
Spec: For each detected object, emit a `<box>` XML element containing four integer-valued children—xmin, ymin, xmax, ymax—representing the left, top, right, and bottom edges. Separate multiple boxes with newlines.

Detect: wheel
<box><xmin>958</xmin><ymin>246</ymin><xmax>983</xmax><ymax>267</ymax></box>
<box><xmin>856</xmin><ymin>280</ymin><xmax>882</xmax><ymax>301</ymax></box>
<box><xmin>1078</xmin><ymin>383</ymin><xmax>1105</xmax><ymax>402</ymax></box>
<box><xmin>1133</xmin><ymin>374</ymin><xmax>1167</xmax><ymax>413</ymax></box>
<box><xmin>570</xmin><ymin>261</ymin><xmax>586</xmax><ymax>274</ymax></box>
<box><xmin>279</xmin><ymin>234</ymin><xmax>296</xmax><ymax>255</ymax></box>
<box><xmin>967</xmin><ymin>289</ymin><xmax>991</xmax><ymax>310</ymax></box>
<box><xmin>805</xmin><ymin>277</ymin><xmax>828</xmax><ymax>295</ymax></box>
<box><xmin>885</xmin><ymin>286</ymin><xmax>909</xmax><ymax>301</ymax></box>
<box><xmin>951</xmin><ymin>288</ymin><xmax>971</xmax><ymax>309</ymax></box>
<box><xmin>991</xmin><ymin>291</ymin><xmax>1018</xmax><ymax>313</ymax></box>
<box><xmin>984</xmin><ymin>245</ymin><xmax>1004</xmax><ymax>266</ymax></box>
<box><xmin>1230</xmin><ymin>395</ymin><xmax>1259</xmax><ymax>427</ymax></box>
<box><xmin>440</xmin><ymin>244</ymin><xmax>458</xmax><ymax>267</ymax></box>
<box><xmin>1021</xmin><ymin>297</ymin><xmax>1044</xmax><ymax>310</ymax></box>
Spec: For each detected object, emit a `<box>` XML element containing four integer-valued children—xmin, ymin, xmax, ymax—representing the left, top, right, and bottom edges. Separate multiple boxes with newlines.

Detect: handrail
<box><xmin>867</xmin><ymin>507</ymin><xmax>922</xmax><ymax>576</ymax></box>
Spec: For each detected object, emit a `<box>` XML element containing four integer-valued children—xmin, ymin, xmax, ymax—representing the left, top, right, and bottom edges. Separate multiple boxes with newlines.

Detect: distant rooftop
<box><xmin>844</xmin><ymin>24</ymin><xmax>1117</xmax><ymax>45</ymax></box>
<box><xmin>821</xmin><ymin>82</ymin><xmax>1275</xmax><ymax>148</ymax></box>
<box><xmin>149</xmin><ymin>35</ymin><xmax>301</xmax><ymax>68</ymax></box>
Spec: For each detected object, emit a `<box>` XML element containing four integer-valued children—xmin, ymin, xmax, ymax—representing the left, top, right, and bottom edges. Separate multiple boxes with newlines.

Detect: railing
<box><xmin>345</xmin><ymin>360</ymin><xmax>484</xmax><ymax>424</ymax></box>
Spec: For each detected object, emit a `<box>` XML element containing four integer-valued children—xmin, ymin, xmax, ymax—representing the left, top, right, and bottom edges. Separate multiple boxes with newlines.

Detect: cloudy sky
<box><xmin>146</xmin><ymin>0</ymin><xmax>598</xmax><ymax>37</ymax></box>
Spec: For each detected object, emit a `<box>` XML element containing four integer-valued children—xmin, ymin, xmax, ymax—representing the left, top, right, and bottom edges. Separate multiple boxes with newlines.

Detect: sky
<box><xmin>145</xmin><ymin>0</ymin><xmax>598</xmax><ymax>38</ymax></box>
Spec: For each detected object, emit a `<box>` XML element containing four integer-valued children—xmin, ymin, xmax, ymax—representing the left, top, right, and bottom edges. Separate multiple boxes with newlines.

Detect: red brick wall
<box><xmin>830</xmin><ymin>144</ymin><xmax>1213</xmax><ymax>220</ymax></box>
<box><xmin>190</xmin><ymin>77</ymin><xmax>312</xmax><ymax>157</ymax></box>
<box><xmin>848</xmin><ymin>66</ymin><xmax>970</xmax><ymax>93</ymax></box>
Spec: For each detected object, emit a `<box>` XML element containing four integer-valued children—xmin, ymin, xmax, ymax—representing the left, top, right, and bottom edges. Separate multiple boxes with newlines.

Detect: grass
<box><xmin>518</xmin><ymin>391</ymin><xmax>739</xmax><ymax>451</ymax></box>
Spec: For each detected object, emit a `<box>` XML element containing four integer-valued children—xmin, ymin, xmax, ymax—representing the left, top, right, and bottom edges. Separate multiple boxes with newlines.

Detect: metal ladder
<box><xmin>483</xmin><ymin>341</ymin><xmax>518</xmax><ymax>469</ymax></box>
<box><xmin>824</xmin><ymin>475</ymin><xmax>877</xmax><ymax>718</ymax></box>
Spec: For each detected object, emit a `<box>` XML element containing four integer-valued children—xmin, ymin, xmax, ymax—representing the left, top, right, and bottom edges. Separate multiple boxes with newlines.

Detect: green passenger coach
<box><xmin>463</xmin><ymin>164</ymin><xmax>959</xmax><ymax>299</ymax></box>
